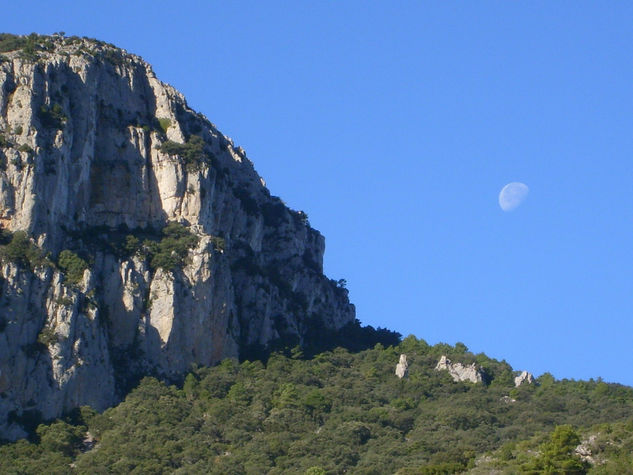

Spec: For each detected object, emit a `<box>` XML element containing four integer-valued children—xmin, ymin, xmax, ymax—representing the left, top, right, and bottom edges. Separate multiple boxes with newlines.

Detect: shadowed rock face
<box><xmin>0</xmin><ymin>35</ymin><xmax>354</xmax><ymax>439</ymax></box>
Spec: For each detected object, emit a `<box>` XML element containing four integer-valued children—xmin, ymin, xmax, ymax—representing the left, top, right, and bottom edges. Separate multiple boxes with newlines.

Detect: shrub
<box><xmin>523</xmin><ymin>425</ymin><xmax>587</xmax><ymax>473</ymax></box>
<box><xmin>36</xmin><ymin>421</ymin><xmax>85</xmax><ymax>457</ymax></box>
<box><xmin>37</xmin><ymin>327</ymin><xmax>58</xmax><ymax>347</ymax></box>
<box><xmin>99</xmin><ymin>48</ymin><xmax>125</xmax><ymax>66</ymax></box>
<box><xmin>17</xmin><ymin>144</ymin><xmax>34</xmax><ymax>155</ymax></box>
<box><xmin>18</xmin><ymin>33</ymin><xmax>49</xmax><ymax>61</ymax></box>
<box><xmin>302</xmin><ymin>389</ymin><xmax>332</xmax><ymax>417</ymax></box>
<box><xmin>123</xmin><ymin>235</ymin><xmax>140</xmax><ymax>256</ymax></box>
<box><xmin>0</xmin><ymin>231</ymin><xmax>47</xmax><ymax>268</ymax></box>
<box><xmin>210</xmin><ymin>236</ymin><xmax>225</xmax><ymax>252</ymax></box>
<box><xmin>306</xmin><ymin>468</ymin><xmax>327</xmax><ymax>475</ymax></box>
<box><xmin>0</xmin><ymin>33</ymin><xmax>52</xmax><ymax>59</ymax></box>
<box><xmin>56</xmin><ymin>296</ymin><xmax>74</xmax><ymax>307</ymax></box>
<box><xmin>141</xmin><ymin>222</ymin><xmax>199</xmax><ymax>272</ymax></box>
<box><xmin>38</xmin><ymin>103</ymin><xmax>66</xmax><ymax>129</ymax></box>
<box><xmin>157</xmin><ymin>118</ymin><xmax>171</xmax><ymax>134</ymax></box>
<box><xmin>159</xmin><ymin>135</ymin><xmax>208</xmax><ymax>172</ymax></box>
<box><xmin>0</xmin><ymin>33</ymin><xmax>28</xmax><ymax>53</ymax></box>
<box><xmin>57</xmin><ymin>250</ymin><xmax>88</xmax><ymax>285</ymax></box>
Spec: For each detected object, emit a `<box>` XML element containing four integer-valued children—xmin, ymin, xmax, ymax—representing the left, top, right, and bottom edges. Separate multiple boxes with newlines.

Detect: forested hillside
<box><xmin>2</xmin><ymin>336</ymin><xmax>632</xmax><ymax>474</ymax></box>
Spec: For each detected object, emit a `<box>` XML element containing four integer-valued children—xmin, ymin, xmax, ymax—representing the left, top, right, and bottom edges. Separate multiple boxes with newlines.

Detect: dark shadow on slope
<box><xmin>239</xmin><ymin>318</ymin><xmax>401</xmax><ymax>363</ymax></box>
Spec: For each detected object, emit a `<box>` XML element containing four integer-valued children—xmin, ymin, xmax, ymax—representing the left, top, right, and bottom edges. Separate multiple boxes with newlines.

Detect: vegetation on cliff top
<box><xmin>1</xmin><ymin>337</ymin><xmax>632</xmax><ymax>474</ymax></box>
<box><xmin>0</xmin><ymin>33</ymin><xmax>130</xmax><ymax>66</ymax></box>
<box><xmin>0</xmin><ymin>33</ymin><xmax>53</xmax><ymax>60</ymax></box>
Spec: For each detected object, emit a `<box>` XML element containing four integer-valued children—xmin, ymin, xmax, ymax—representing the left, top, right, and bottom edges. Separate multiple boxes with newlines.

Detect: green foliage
<box><xmin>0</xmin><ymin>33</ymin><xmax>53</xmax><ymax>60</ymax></box>
<box><xmin>0</xmin><ymin>33</ymin><xmax>29</xmax><ymax>53</ymax></box>
<box><xmin>2</xmin><ymin>342</ymin><xmax>632</xmax><ymax>473</ymax></box>
<box><xmin>586</xmin><ymin>421</ymin><xmax>633</xmax><ymax>473</ymax></box>
<box><xmin>123</xmin><ymin>234</ymin><xmax>140</xmax><ymax>255</ymax></box>
<box><xmin>38</xmin><ymin>103</ymin><xmax>66</xmax><ymax>129</ymax></box>
<box><xmin>17</xmin><ymin>143</ymin><xmax>34</xmax><ymax>155</ymax></box>
<box><xmin>98</xmin><ymin>48</ymin><xmax>126</xmax><ymax>67</ymax></box>
<box><xmin>157</xmin><ymin>117</ymin><xmax>171</xmax><ymax>134</ymax></box>
<box><xmin>305</xmin><ymin>467</ymin><xmax>327</xmax><ymax>475</ymax></box>
<box><xmin>55</xmin><ymin>296</ymin><xmax>74</xmax><ymax>307</ymax></box>
<box><xmin>62</xmin><ymin>223</ymin><xmax>201</xmax><ymax>274</ymax></box>
<box><xmin>525</xmin><ymin>425</ymin><xmax>588</xmax><ymax>474</ymax></box>
<box><xmin>210</xmin><ymin>235</ymin><xmax>225</xmax><ymax>252</ymax></box>
<box><xmin>302</xmin><ymin>389</ymin><xmax>332</xmax><ymax>419</ymax></box>
<box><xmin>0</xmin><ymin>230</ymin><xmax>48</xmax><ymax>269</ymax></box>
<box><xmin>36</xmin><ymin>421</ymin><xmax>85</xmax><ymax>457</ymax></box>
<box><xmin>144</xmin><ymin>222</ymin><xmax>199</xmax><ymax>272</ymax></box>
<box><xmin>0</xmin><ymin>32</ymin><xmax>53</xmax><ymax>60</ymax></box>
<box><xmin>0</xmin><ymin>419</ymin><xmax>86</xmax><ymax>473</ymax></box>
<box><xmin>57</xmin><ymin>250</ymin><xmax>88</xmax><ymax>285</ymax></box>
<box><xmin>159</xmin><ymin>135</ymin><xmax>210</xmax><ymax>172</ymax></box>
<box><xmin>37</xmin><ymin>326</ymin><xmax>58</xmax><ymax>347</ymax></box>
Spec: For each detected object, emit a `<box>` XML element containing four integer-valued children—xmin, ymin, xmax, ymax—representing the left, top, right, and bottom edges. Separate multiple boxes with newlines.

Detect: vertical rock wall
<box><xmin>0</xmin><ymin>36</ymin><xmax>354</xmax><ymax>439</ymax></box>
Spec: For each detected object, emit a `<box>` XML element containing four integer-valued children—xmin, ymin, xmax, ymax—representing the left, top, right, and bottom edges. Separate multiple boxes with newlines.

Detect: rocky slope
<box><xmin>0</xmin><ymin>34</ymin><xmax>354</xmax><ymax>439</ymax></box>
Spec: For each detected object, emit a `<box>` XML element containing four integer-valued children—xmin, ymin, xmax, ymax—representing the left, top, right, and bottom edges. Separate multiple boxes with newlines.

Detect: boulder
<box><xmin>395</xmin><ymin>354</ymin><xmax>408</xmax><ymax>379</ymax></box>
<box><xmin>514</xmin><ymin>371</ymin><xmax>535</xmax><ymax>387</ymax></box>
<box><xmin>575</xmin><ymin>434</ymin><xmax>597</xmax><ymax>465</ymax></box>
<box><xmin>435</xmin><ymin>355</ymin><xmax>484</xmax><ymax>384</ymax></box>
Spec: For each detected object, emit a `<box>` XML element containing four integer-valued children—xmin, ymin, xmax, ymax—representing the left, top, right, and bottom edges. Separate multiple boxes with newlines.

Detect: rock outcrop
<box><xmin>395</xmin><ymin>354</ymin><xmax>408</xmax><ymax>379</ymax></box>
<box><xmin>0</xmin><ymin>35</ymin><xmax>355</xmax><ymax>438</ymax></box>
<box><xmin>575</xmin><ymin>435</ymin><xmax>597</xmax><ymax>465</ymax></box>
<box><xmin>435</xmin><ymin>355</ymin><xmax>484</xmax><ymax>384</ymax></box>
<box><xmin>514</xmin><ymin>371</ymin><xmax>535</xmax><ymax>387</ymax></box>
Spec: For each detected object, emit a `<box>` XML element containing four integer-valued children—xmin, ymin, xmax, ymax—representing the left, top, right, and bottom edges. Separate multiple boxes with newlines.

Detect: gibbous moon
<box><xmin>498</xmin><ymin>182</ymin><xmax>529</xmax><ymax>211</ymax></box>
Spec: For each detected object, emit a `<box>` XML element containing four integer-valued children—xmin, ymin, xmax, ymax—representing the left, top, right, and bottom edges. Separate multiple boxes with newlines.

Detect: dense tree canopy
<box><xmin>1</xmin><ymin>338</ymin><xmax>632</xmax><ymax>474</ymax></box>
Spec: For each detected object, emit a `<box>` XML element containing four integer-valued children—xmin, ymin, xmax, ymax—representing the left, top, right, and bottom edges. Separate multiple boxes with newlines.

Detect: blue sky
<box><xmin>6</xmin><ymin>2</ymin><xmax>633</xmax><ymax>384</ymax></box>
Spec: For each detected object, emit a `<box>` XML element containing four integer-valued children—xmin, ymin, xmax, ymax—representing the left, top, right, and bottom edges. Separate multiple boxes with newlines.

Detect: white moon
<box><xmin>498</xmin><ymin>182</ymin><xmax>529</xmax><ymax>211</ymax></box>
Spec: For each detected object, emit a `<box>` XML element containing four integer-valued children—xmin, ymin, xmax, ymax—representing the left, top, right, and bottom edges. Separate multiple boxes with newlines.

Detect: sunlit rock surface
<box><xmin>0</xmin><ymin>36</ymin><xmax>354</xmax><ymax>439</ymax></box>
<box><xmin>435</xmin><ymin>355</ymin><xmax>484</xmax><ymax>384</ymax></box>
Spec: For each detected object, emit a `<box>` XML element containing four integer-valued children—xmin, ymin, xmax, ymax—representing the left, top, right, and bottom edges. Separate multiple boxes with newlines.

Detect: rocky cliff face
<box><xmin>0</xmin><ymin>35</ymin><xmax>354</xmax><ymax>439</ymax></box>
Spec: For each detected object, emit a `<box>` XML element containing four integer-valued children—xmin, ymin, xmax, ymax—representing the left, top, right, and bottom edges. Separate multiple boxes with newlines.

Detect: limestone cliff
<box><xmin>0</xmin><ymin>34</ymin><xmax>354</xmax><ymax>439</ymax></box>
